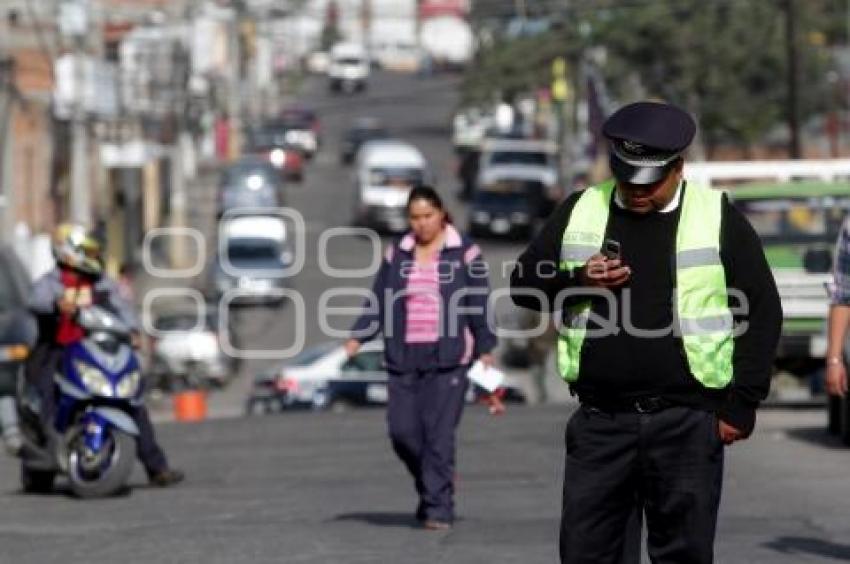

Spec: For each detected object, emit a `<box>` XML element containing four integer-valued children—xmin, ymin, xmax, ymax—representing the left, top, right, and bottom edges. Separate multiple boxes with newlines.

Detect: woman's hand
<box><xmin>344</xmin><ymin>339</ymin><xmax>361</xmax><ymax>359</ymax></box>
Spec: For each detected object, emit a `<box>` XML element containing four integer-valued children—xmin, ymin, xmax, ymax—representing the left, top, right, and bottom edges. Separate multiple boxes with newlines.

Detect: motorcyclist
<box><xmin>26</xmin><ymin>223</ymin><xmax>184</xmax><ymax>487</ymax></box>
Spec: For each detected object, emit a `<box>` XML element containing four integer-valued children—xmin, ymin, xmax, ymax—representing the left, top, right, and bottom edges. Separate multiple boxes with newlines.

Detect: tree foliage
<box><xmin>464</xmin><ymin>0</ymin><xmax>842</xmax><ymax>151</ymax></box>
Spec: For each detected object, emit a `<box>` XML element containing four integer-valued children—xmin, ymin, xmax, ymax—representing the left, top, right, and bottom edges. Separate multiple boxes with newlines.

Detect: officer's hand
<box><xmin>826</xmin><ymin>361</ymin><xmax>848</xmax><ymax>397</ymax></box>
<box><xmin>579</xmin><ymin>254</ymin><xmax>631</xmax><ymax>289</ymax></box>
<box><xmin>718</xmin><ymin>419</ymin><xmax>744</xmax><ymax>445</ymax></box>
<box><xmin>344</xmin><ymin>339</ymin><xmax>361</xmax><ymax>359</ymax></box>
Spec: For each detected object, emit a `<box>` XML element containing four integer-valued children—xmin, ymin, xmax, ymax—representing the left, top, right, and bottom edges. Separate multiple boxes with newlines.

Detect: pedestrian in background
<box><xmin>826</xmin><ymin>215</ymin><xmax>850</xmax><ymax>396</ymax></box>
<box><xmin>511</xmin><ymin>101</ymin><xmax>782</xmax><ymax>563</ymax></box>
<box><xmin>345</xmin><ymin>185</ymin><xmax>502</xmax><ymax>530</ymax></box>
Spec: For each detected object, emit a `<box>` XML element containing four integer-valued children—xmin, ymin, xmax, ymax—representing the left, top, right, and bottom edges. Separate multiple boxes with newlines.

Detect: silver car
<box><xmin>149</xmin><ymin>310</ymin><xmax>231</xmax><ymax>390</ymax></box>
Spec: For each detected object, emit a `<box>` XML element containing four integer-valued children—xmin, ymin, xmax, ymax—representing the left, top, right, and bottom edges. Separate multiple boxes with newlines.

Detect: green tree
<box><xmin>464</xmin><ymin>0</ymin><xmax>842</xmax><ymax>154</ymax></box>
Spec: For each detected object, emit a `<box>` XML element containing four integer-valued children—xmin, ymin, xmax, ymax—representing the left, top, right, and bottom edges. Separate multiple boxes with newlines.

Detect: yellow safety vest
<box><xmin>556</xmin><ymin>180</ymin><xmax>734</xmax><ymax>388</ymax></box>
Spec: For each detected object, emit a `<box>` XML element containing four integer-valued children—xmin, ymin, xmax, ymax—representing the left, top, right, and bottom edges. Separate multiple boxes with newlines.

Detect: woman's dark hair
<box><xmin>406</xmin><ymin>185</ymin><xmax>453</xmax><ymax>224</ymax></box>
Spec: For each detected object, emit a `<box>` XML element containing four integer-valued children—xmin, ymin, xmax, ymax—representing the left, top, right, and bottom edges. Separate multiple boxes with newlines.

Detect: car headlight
<box><xmin>116</xmin><ymin>370</ymin><xmax>141</xmax><ymax>398</ymax></box>
<box><xmin>473</xmin><ymin>211</ymin><xmax>490</xmax><ymax>224</ymax></box>
<box><xmin>270</xmin><ymin>148</ymin><xmax>286</xmax><ymax>167</ymax></box>
<box><xmin>75</xmin><ymin>360</ymin><xmax>113</xmax><ymax>397</ymax></box>
<box><xmin>280</xmin><ymin>250</ymin><xmax>294</xmax><ymax>265</ymax></box>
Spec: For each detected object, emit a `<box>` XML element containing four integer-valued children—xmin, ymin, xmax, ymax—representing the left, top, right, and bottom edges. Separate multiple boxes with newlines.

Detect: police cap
<box><xmin>602</xmin><ymin>101</ymin><xmax>696</xmax><ymax>185</ymax></box>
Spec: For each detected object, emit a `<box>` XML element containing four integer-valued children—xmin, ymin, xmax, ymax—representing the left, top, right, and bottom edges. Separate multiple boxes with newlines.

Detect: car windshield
<box><xmin>350</xmin><ymin>128</ymin><xmax>387</xmax><ymax>142</ymax></box>
<box><xmin>337</xmin><ymin>57</ymin><xmax>363</xmax><ymax>65</ymax></box>
<box><xmin>736</xmin><ymin>196</ymin><xmax>850</xmax><ymax>244</ymax></box>
<box><xmin>222</xmin><ymin>164</ymin><xmax>278</xmax><ymax>188</ymax></box>
<box><xmin>474</xmin><ymin>190</ymin><xmax>531</xmax><ymax>206</ymax></box>
<box><xmin>246</xmin><ymin>129</ymin><xmax>289</xmax><ymax>149</ymax></box>
<box><xmin>284</xmin><ymin>342</ymin><xmax>339</xmax><ymax>366</ymax></box>
<box><xmin>226</xmin><ymin>239</ymin><xmax>283</xmax><ymax>267</ymax></box>
<box><xmin>490</xmin><ymin>151</ymin><xmax>549</xmax><ymax>166</ymax></box>
<box><xmin>369</xmin><ymin>167</ymin><xmax>423</xmax><ymax>187</ymax></box>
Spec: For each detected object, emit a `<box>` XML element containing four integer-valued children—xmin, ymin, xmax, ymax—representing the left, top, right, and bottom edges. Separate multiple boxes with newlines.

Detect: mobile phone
<box><xmin>603</xmin><ymin>239</ymin><xmax>621</xmax><ymax>260</ymax></box>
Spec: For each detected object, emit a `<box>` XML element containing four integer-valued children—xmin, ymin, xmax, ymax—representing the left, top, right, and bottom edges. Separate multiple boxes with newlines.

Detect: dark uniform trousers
<box><xmin>30</xmin><ymin>345</ymin><xmax>169</xmax><ymax>477</ymax></box>
<box><xmin>560</xmin><ymin>405</ymin><xmax>724</xmax><ymax>564</ymax></box>
<box><xmin>386</xmin><ymin>343</ymin><xmax>469</xmax><ymax>523</ymax></box>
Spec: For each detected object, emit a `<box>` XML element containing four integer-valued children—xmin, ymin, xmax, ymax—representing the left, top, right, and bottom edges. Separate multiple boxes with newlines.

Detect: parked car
<box><xmin>243</xmin><ymin>126</ymin><xmax>305</xmax><ymax>182</ymax></box>
<box><xmin>340</xmin><ymin>118</ymin><xmax>389</xmax><ymax>165</ymax></box>
<box><xmin>246</xmin><ymin>340</ymin><xmax>527</xmax><ymax>414</ymax></box>
<box><xmin>209</xmin><ymin>215</ymin><xmax>295</xmax><ymax>306</ymax></box>
<box><xmin>477</xmin><ymin>138</ymin><xmax>562</xmax><ymax>217</ymax></box>
<box><xmin>217</xmin><ymin>158</ymin><xmax>284</xmax><ymax>217</ymax></box>
<box><xmin>0</xmin><ymin>247</ymin><xmax>36</xmax><ymax>455</ymax></box>
<box><xmin>468</xmin><ymin>174</ymin><xmax>540</xmax><ymax>238</ymax></box>
<box><xmin>328</xmin><ymin>42</ymin><xmax>370</xmax><ymax>93</ymax></box>
<box><xmin>148</xmin><ymin>309</ymin><xmax>231</xmax><ymax>390</ymax></box>
<box><xmin>355</xmin><ymin>140</ymin><xmax>430</xmax><ymax>233</ymax></box>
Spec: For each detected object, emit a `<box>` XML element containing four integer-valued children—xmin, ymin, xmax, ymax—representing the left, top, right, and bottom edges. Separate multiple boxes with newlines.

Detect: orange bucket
<box><xmin>173</xmin><ymin>390</ymin><xmax>207</xmax><ymax>422</ymax></box>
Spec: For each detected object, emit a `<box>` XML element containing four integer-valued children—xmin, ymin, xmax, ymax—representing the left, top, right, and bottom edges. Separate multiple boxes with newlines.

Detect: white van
<box><xmin>355</xmin><ymin>140</ymin><xmax>428</xmax><ymax>233</ymax></box>
<box><xmin>328</xmin><ymin>42</ymin><xmax>370</xmax><ymax>93</ymax></box>
<box><xmin>210</xmin><ymin>215</ymin><xmax>295</xmax><ymax>305</ymax></box>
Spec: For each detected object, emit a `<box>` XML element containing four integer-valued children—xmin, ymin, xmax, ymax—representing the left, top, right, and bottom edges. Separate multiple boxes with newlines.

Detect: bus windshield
<box><xmin>735</xmin><ymin>196</ymin><xmax>850</xmax><ymax>244</ymax></box>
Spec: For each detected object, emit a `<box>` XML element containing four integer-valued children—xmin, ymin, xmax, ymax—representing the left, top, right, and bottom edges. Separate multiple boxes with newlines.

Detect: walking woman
<box><xmin>345</xmin><ymin>185</ymin><xmax>501</xmax><ymax>530</ymax></box>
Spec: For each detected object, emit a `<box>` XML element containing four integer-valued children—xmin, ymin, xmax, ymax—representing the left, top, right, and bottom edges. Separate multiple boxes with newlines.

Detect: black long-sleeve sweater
<box><xmin>510</xmin><ymin>183</ymin><xmax>783</xmax><ymax>435</ymax></box>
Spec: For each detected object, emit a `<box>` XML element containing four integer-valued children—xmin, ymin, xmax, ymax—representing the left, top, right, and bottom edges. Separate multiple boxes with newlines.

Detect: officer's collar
<box><xmin>613</xmin><ymin>180</ymin><xmax>683</xmax><ymax>214</ymax></box>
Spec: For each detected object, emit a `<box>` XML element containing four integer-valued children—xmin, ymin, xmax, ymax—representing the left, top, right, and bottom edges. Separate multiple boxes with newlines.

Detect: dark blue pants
<box><xmin>560</xmin><ymin>405</ymin><xmax>724</xmax><ymax>564</ymax></box>
<box><xmin>387</xmin><ymin>344</ymin><xmax>469</xmax><ymax>523</ymax></box>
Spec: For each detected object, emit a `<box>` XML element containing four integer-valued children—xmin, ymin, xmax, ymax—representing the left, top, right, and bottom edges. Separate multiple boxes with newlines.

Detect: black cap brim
<box><xmin>609</xmin><ymin>153</ymin><xmax>676</xmax><ymax>185</ymax></box>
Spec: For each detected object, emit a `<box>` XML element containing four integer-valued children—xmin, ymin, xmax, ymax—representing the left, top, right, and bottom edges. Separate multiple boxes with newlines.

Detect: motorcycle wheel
<box><xmin>21</xmin><ymin>464</ymin><xmax>55</xmax><ymax>494</ymax></box>
<box><xmin>67</xmin><ymin>428</ymin><xmax>135</xmax><ymax>498</ymax></box>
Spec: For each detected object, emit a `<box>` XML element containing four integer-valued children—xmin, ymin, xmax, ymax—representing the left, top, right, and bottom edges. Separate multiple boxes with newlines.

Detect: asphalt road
<box><xmin>0</xmin><ymin>406</ymin><xmax>849</xmax><ymax>563</ymax></box>
<box><xmin>157</xmin><ymin>70</ymin><xmax>533</xmax><ymax>417</ymax></box>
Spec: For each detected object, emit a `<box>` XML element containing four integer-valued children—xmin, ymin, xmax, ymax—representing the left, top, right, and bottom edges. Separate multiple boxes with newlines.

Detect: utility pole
<box><xmin>785</xmin><ymin>0</ymin><xmax>802</xmax><ymax>159</ymax></box>
<box><xmin>228</xmin><ymin>5</ymin><xmax>242</xmax><ymax>161</ymax></box>
<box><xmin>70</xmin><ymin>49</ymin><xmax>90</xmax><ymax>225</ymax></box>
<box><xmin>0</xmin><ymin>57</ymin><xmax>15</xmax><ymax>241</ymax></box>
<box><xmin>361</xmin><ymin>0</ymin><xmax>371</xmax><ymax>47</ymax></box>
<box><xmin>515</xmin><ymin>0</ymin><xmax>528</xmax><ymax>23</ymax></box>
<box><xmin>61</xmin><ymin>0</ymin><xmax>92</xmax><ymax>226</ymax></box>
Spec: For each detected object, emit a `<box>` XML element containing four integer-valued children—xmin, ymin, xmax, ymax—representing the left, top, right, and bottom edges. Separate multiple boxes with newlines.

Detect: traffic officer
<box><xmin>510</xmin><ymin>101</ymin><xmax>782</xmax><ymax>563</ymax></box>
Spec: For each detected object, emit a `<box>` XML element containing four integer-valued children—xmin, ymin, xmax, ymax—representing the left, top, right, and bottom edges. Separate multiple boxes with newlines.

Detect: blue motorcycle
<box><xmin>18</xmin><ymin>306</ymin><xmax>143</xmax><ymax>498</ymax></box>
